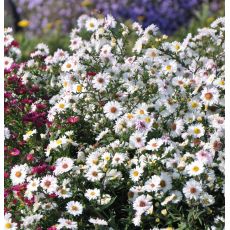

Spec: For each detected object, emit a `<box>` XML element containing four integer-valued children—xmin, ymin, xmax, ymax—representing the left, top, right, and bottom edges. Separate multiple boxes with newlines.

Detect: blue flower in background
<box><xmin>9</xmin><ymin>0</ymin><xmax>223</xmax><ymax>35</ymax></box>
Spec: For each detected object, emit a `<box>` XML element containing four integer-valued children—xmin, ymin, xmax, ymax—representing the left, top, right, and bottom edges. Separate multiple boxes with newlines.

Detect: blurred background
<box><xmin>4</xmin><ymin>0</ymin><xmax>224</xmax><ymax>59</ymax></box>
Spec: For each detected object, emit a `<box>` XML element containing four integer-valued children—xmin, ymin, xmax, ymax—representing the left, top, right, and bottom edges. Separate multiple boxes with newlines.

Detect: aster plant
<box><xmin>4</xmin><ymin>15</ymin><xmax>224</xmax><ymax>229</ymax></box>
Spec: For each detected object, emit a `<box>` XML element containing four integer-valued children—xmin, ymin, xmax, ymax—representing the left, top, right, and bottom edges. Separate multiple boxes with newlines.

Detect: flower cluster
<box><xmin>5</xmin><ymin>15</ymin><xmax>224</xmax><ymax>229</ymax></box>
<box><xmin>13</xmin><ymin>0</ymin><xmax>223</xmax><ymax>35</ymax></box>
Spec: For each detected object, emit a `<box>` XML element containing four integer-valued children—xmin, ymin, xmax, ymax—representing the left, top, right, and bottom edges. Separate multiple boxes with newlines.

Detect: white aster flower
<box><xmin>10</xmin><ymin>164</ymin><xmax>29</xmax><ymax>185</ymax></box>
<box><xmin>92</xmin><ymin>73</ymin><xmax>110</xmax><ymax>91</ymax></box>
<box><xmin>201</xmin><ymin>87</ymin><xmax>219</xmax><ymax>105</ymax></box>
<box><xmin>188</xmin><ymin>123</ymin><xmax>205</xmax><ymax>138</ymax></box>
<box><xmin>103</xmin><ymin>101</ymin><xmax>123</xmax><ymax>120</ymax></box>
<box><xmin>40</xmin><ymin>175</ymin><xmax>58</xmax><ymax>194</ymax></box>
<box><xmin>89</xmin><ymin>217</ymin><xmax>108</xmax><ymax>226</ymax></box>
<box><xmin>85</xmin><ymin>188</ymin><xmax>100</xmax><ymax>200</ymax></box>
<box><xmin>186</xmin><ymin>161</ymin><xmax>204</xmax><ymax>176</ymax></box>
<box><xmin>133</xmin><ymin>194</ymin><xmax>152</xmax><ymax>215</ymax></box>
<box><xmin>66</xmin><ymin>201</ymin><xmax>83</xmax><ymax>216</ymax></box>
<box><xmin>183</xmin><ymin>179</ymin><xmax>202</xmax><ymax>200</ymax></box>
<box><xmin>54</xmin><ymin>157</ymin><xmax>74</xmax><ymax>175</ymax></box>
<box><xmin>130</xmin><ymin>167</ymin><xmax>144</xmax><ymax>182</ymax></box>
<box><xmin>4</xmin><ymin>213</ymin><xmax>17</xmax><ymax>230</ymax></box>
<box><xmin>85</xmin><ymin>18</ymin><xmax>99</xmax><ymax>31</ymax></box>
<box><xmin>146</xmin><ymin>138</ymin><xmax>163</xmax><ymax>151</ymax></box>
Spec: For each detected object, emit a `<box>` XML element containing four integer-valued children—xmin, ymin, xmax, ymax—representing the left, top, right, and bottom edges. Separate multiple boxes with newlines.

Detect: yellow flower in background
<box><xmin>81</xmin><ymin>0</ymin><xmax>93</xmax><ymax>7</ymax></box>
<box><xmin>17</xmin><ymin>20</ymin><xmax>30</xmax><ymax>28</ymax></box>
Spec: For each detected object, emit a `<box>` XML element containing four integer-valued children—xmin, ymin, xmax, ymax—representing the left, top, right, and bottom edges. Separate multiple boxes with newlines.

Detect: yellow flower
<box><xmin>81</xmin><ymin>0</ymin><xmax>93</xmax><ymax>7</ymax></box>
<box><xmin>18</xmin><ymin>20</ymin><xmax>30</xmax><ymax>28</ymax></box>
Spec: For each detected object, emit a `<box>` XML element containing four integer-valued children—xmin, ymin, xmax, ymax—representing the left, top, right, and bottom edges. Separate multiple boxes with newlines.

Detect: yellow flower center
<box><xmin>15</xmin><ymin>171</ymin><xmax>22</xmax><ymax>177</ymax></box>
<box><xmin>26</xmin><ymin>130</ymin><xmax>33</xmax><ymax>135</ymax></box>
<box><xmin>72</xmin><ymin>205</ymin><xmax>78</xmax><ymax>211</ymax></box>
<box><xmin>139</xmin><ymin>109</ymin><xmax>145</xmax><ymax>114</ymax></box>
<box><xmin>92</xmin><ymin>159</ymin><xmax>99</xmax><ymax>165</ymax></box>
<box><xmin>66</xmin><ymin>63</ymin><xmax>72</xmax><ymax>69</ymax></box>
<box><xmin>219</xmin><ymin>80</ymin><xmax>225</xmax><ymax>85</ymax></box>
<box><xmin>145</xmin><ymin>117</ymin><xmax>151</xmax><ymax>123</ymax></box>
<box><xmin>56</xmin><ymin>139</ymin><xmax>62</xmax><ymax>145</ymax></box>
<box><xmin>133</xmin><ymin>171</ymin><xmax>139</xmax><ymax>177</ymax></box>
<box><xmin>59</xmin><ymin>103</ymin><xmax>65</xmax><ymax>109</ymax></box>
<box><xmin>191</xmin><ymin>102</ymin><xmax>198</xmax><ymax>108</ymax></box>
<box><xmin>194</xmin><ymin>128</ymin><xmax>201</xmax><ymax>134</ymax></box>
<box><xmin>5</xmin><ymin>223</ymin><xmax>12</xmax><ymax>229</ymax></box>
<box><xmin>166</xmin><ymin>65</ymin><xmax>172</xmax><ymax>71</ymax></box>
<box><xmin>63</xmin><ymin>81</ymin><xmax>68</xmax><ymax>87</ymax></box>
<box><xmin>89</xmin><ymin>22</ymin><xmax>95</xmax><ymax>28</ymax></box>
<box><xmin>192</xmin><ymin>166</ymin><xmax>200</xmax><ymax>172</ymax></box>
<box><xmin>105</xmin><ymin>156</ymin><xmax>110</xmax><ymax>161</ymax></box>
<box><xmin>127</xmin><ymin>113</ymin><xmax>133</xmax><ymax>119</ymax></box>
<box><xmin>175</xmin><ymin>44</ymin><xmax>180</xmax><ymax>50</ymax></box>
<box><xmin>76</xmin><ymin>85</ymin><xmax>82</xmax><ymax>93</ymax></box>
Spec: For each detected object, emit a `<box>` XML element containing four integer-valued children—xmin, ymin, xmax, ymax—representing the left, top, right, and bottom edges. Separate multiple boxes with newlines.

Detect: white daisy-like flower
<box><xmin>129</xmin><ymin>132</ymin><xmax>146</xmax><ymax>149</ymax></box>
<box><xmin>61</xmin><ymin>60</ymin><xmax>74</xmax><ymax>72</ymax></box>
<box><xmin>72</xmin><ymin>83</ymin><xmax>84</xmax><ymax>94</ymax></box>
<box><xmin>188</xmin><ymin>124</ymin><xmax>205</xmax><ymax>138</ymax></box>
<box><xmin>130</xmin><ymin>167</ymin><xmax>144</xmax><ymax>182</ymax></box>
<box><xmin>85</xmin><ymin>188</ymin><xmax>100</xmax><ymax>200</ymax></box>
<box><xmin>21</xmin><ymin>214</ymin><xmax>43</xmax><ymax>228</ymax></box>
<box><xmin>200</xmin><ymin>87</ymin><xmax>219</xmax><ymax>105</ymax></box>
<box><xmin>40</xmin><ymin>175</ymin><xmax>58</xmax><ymax>194</ymax></box>
<box><xmin>170</xmin><ymin>119</ymin><xmax>184</xmax><ymax>136</ymax></box>
<box><xmin>103</xmin><ymin>101</ymin><xmax>123</xmax><ymax>120</ymax></box>
<box><xmin>213</xmin><ymin>77</ymin><xmax>225</xmax><ymax>89</ymax></box>
<box><xmin>23</xmin><ymin>129</ymin><xmax>37</xmax><ymax>141</ymax></box>
<box><xmin>10</xmin><ymin>164</ymin><xmax>29</xmax><ymax>185</ymax></box>
<box><xmin>27</xmin><ymin>178</ymin><xmax>40</xmax><ymax>192</ymax></box>
<box><xmin>100</xmin><ymin>44</ymin><xmax>112</xmax><ymax>59</ymax></box>
<box><xmin>54</xmin><ymin>157</ymin><xmax>74</xmax><ymax>175</ymax></box>
<box><xmin>85</xmin><ymin>166</ymin><xmax>104</xmax><ymax>182</ymax></box>
<box><xmin>70</xmin><ymin>36</ymin><xmax>83</xmax><ymax>51</ymax></box>
<box><xmin>132</xmin><ymin>213</ymin><xmax>142</xmax><ymax>227</ymax></box>
<box><xmin>144</xmin><ymin>175</ymin><xmax>161</xmax><ymax>192</ymax></box>
<box><xmin>58</xmin><ymin>218</ymin><xmax>78</xmax><ymax>229</ymax></box>
<box><xmin>85</xmin><ymin>18</ymin><xmax>99</xmax><ymax>32</ymax></box>
<box><xmin>133</xmin><ymin>194</ymin><xmax>152</xmax><ymax>215</ymax></box>
<box><xmin>186</xmin><ymin>161</ymin><xmax>204</xmax><ymax>176</ymax></box>
<box><xmin>195</xmin><ymin>150</ymin><xmax>213</xmax><ymax>165</ymax></box>
<box><xmin>183</xmin><ymin>179</ymin><xmax>202</xmax><ymax>200</ymax></box>
<box><xmin>4</xmin><ymin>127</ymin><xmax>10</xmax><ymax>140</ymax></box>
<box><xmin>98</xmin><ymin>194</ymin><xmax>111</xmax><ymax>205</ymax></box>
<box><xmin>57</xmin><ymin>186</ymin><xmax>72</xmax><ymax>199</ymax></box>
<box><xmin>159</xmin><ymin>172</ymin><xmax>172</xmax><ymax>193</ymax></box>
<box><xmin>4</xmin><ymin>213</ymin><xmax>17</xmax><ymax>230</ymax></box>
<box><xmin>170</xmin><ymin>190</ymin><xmax>183</xmax><ymax>204</ymax></box>
<box><xmin>134</xmin><ymin>103</ymin><xmax>149</xmax><ymax>115</ymax></box>
<box><xmin>111</xmin><ymin>153</ymin><xmax>127</xmax><ymax>166</ymax></box>
<box><xmin>171</xmin><ymin>41</ymin><xmax>182</xmax><ymax>53</ymax></box>
<box><xmin>92</xmin><ymin>73</ymin><xmax>110</xmax><ymax>91</ymax></box>
<box><xmin>66</xmin><ymin>201</ymin><xmax>83</xmax><ymax>216</ymax></box>
<box><xmin>36</xmin><ymin>43</ymin><xmax>49</xmax><ymax>55</ymax></box>
<box><xmin>4</xmin><ymin>57</ymin><xmax>13</xmax><ymax>69</ymax></box>
<box><xmin>89</xmin><ymin>217</ymin><xmax>108</xmax><ymax>226</ymax></box>
<box><xmin>163</xmin><ymin>60</ymin><xmax>177</xmax><ymax>74</ymax></box>
<box><xmin>200</xmin><ymin>193</ymin><xmax>215</xmax><ymax>207</ymax></box>
<box><xmin>146</xmin><ymin>138</ymin><xmax>163</xmax><ymax>151</ymax></box>
<box><xmin>145</xmin><ymin>48</ymin><xmax>158</xmax><ymax>59</ymax></box>
<box><xmin>188</xmin><ymin>100</ymin><xmax>202</xmax><ymax>111</ymax></box>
